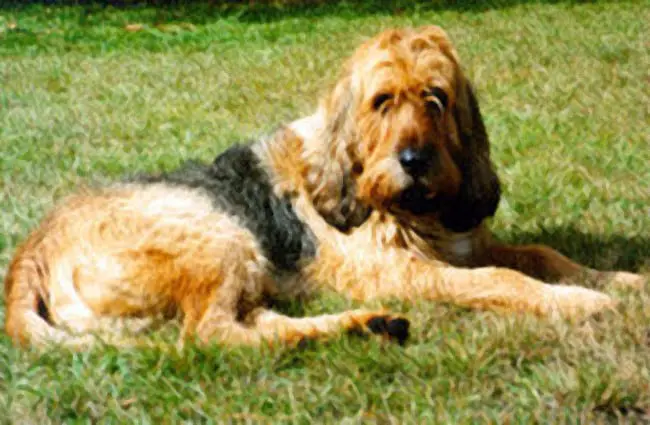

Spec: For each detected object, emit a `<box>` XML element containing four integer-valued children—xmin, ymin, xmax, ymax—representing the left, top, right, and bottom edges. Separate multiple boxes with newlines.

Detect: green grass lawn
<box><xmin>1</xmin><ymin>1</ymin><xmax>649</xmax><ymax>423</ymax></box>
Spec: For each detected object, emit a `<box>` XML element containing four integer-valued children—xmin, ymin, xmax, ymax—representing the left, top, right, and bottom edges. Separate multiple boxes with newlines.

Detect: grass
<box><xmin>1</xmin><ymin>0</ymin><xmax>649</xmax><ymax>423</ymax></box>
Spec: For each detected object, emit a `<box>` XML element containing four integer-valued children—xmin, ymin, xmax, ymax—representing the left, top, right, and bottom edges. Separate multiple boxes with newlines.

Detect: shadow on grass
<box><xmin>496</xmin><ymin>225</ymin><xmax>650</xmax><ymax>272</ymax></box>
<box><xmin>0</xmin><ymin>0</ymin><xmax>622</xmax><ymax>23</ymax></box>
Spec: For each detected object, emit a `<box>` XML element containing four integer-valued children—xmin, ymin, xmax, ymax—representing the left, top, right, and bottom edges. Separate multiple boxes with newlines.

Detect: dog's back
<box><xmin>3</xmin><ymin>144</ymin><xmax>315</xmax><ymax>348</ymax></box>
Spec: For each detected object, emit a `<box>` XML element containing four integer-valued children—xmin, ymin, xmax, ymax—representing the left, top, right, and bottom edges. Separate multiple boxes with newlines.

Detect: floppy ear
<box><xmin>439</xmin><ymin>78</ymin><xmax>501</xmax><ymax>233</ymax></box>
<box><xmin>303</xmin><ymin>75</ymin><xmax>372</xmax><ymax>232</ymax></box>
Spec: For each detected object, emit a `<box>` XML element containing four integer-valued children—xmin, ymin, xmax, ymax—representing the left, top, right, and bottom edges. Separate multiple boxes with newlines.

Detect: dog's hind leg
<box><xmin>188</xmin><ymin>303</ymin><xmax>410</xmax><ymax>348</ymax></box>
<box><xmin>484</xmin><ymin>243</ymin><xmax>646</xmax><ymax>290</ymax></box>
<box><xmin>249</xmin><ymin>308</ymin><xmax>410</xmax><ymax>346</ymax></box>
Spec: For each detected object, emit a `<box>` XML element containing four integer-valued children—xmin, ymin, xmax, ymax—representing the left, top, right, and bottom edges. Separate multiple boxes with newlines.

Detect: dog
<box><xmin>3</xmin><ymin>140</ymin><xmax>412</xmax><ymax>349</ymax></box>
<box><xmin>4</xmin><ymin>26</ymin><xmax>644</xmax><ymax>349</ymax></box>
<box><xmin>286</xmin><ymin>25</ymin><xmax>645</xmax><ymax>315</ymax></box>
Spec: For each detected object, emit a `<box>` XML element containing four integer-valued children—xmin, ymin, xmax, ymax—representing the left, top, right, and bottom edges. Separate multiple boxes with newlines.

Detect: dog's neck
<box><xmin>254</xmin><ymin>110</ymin><xmax>338</xmax><ymax>199</ymax></box>
<box><xmin>252</xmin><ymin>121</ymin><xmax>358</xmax><ymax>244</ymax></box>
<box><xmin>252</xmin><ymin>126</ymin><xmax>310</xmax><ymax>199</ymax></box>
<box><xmin>294</xmin><ymin>109</ymin><xmax>358</xmax><ymax>207</ymax></box>
<box><xmin>289</xmin><ymin>112</ymin><xmax>325</xmax><ymax>146</ymax></box>
<box><xmin>254</xmin><ymin>117</ymin><xmax>492</xmax><ymax>267</ymax></box>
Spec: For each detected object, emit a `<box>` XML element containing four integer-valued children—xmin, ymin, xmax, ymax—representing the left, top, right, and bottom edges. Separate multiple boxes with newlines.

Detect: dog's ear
<box><xmin>303</xmin><ymin>75</ymin><xmax>372</xmax><ymax>233</ymax></box>
<box><xmin>439</xmin><ymin>77</ymin><xmax>501</xmax><ymax>233</ymax></box>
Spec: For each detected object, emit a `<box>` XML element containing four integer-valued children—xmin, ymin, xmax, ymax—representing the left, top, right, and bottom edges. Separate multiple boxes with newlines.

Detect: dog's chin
<box><xmin>391</xmin><ymin>183</ymin><xmax>444</xmax><ymax>216</ymax></box>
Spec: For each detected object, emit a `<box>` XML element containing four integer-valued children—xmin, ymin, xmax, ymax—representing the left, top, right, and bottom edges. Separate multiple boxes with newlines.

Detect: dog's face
<box><xmin>349</xmin><ymin>28</ymin><xmax>463</xmax><ymax>214</ymax></box>
<box><xmin>318</xmin><ymin>26</ymin><xmax>501</xmax><ymax>233</ymax></box>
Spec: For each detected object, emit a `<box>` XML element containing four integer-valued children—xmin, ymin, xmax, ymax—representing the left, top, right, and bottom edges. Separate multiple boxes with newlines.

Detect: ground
<box><xmin>0</xmin><ymin>1</ymin><xmax>649</xmax><ymax>423</ymax></box>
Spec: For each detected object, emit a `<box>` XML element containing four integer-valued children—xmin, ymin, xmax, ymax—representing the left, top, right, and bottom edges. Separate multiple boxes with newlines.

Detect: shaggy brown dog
<box><xmin>4</xmin><ymin>145</ymin><xmax>411</xmax><ymax>349</ymax></box>
<box><xmin>4</xmin><ymin>26</ymin><xmax>644</xmax><ymax>349</ymax></box>
<box><xmin>286</xmin><ymin>26</ymin><xmax>644</xmax><ymax>313</ymax></box>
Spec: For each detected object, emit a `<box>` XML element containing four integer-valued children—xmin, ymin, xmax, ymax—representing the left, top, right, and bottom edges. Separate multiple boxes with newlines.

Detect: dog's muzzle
<box><xmin>394</xmin><ymin>145</ymin><xmax>444</xmax><ymax>215</ymax></box>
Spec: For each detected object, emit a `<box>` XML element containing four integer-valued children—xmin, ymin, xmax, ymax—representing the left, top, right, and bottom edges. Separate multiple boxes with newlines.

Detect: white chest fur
<box><xmin>450</xmin><ymin>236</ymin><xmax>473</xmax><ymax>258</ymax></box>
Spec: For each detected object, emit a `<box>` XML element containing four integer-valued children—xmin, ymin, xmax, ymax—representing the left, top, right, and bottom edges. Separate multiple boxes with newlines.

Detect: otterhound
<box><xmin>4</xmin><ymin>143</ymin><xmax>411</xmax><ymax>349</ymax></box>
<box><xmin>287</xmin><ymin>26</ymin><xmax>644</xmax><ymax>314</ymax></box>
<box><xmin>4</xmin><ymin>26</ymin><xmax>644</xmax><ymax>349</ymax></box>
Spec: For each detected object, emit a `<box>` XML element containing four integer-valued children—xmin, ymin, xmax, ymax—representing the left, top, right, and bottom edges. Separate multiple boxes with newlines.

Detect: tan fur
<box><xmin>4</xmin><ymin>181</ymin><xmax>401</xmax><ymax>349</ymax></box>
<box><xmin>4</xmin><ymin>25</ymin><xmax>645</xmax><ymax>350</ymax></box>
<box><xmin>282</xmin><ymin>26</ymin><xmax>645</xmax><ymax>317</ymax></box>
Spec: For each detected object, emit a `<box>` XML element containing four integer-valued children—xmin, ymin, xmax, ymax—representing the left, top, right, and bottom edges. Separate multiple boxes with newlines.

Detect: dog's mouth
<box><xmin>392</xmin><ymin>182</ymin><xmax>444</xmax><ymax>216</ymax></box>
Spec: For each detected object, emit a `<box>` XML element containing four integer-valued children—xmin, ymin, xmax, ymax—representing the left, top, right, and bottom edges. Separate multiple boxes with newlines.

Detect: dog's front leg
<box><xmin>427</xmin><ymin>265</ymin><xmax>616</xmax><ymax>320</ymax></box>
<box><xmin>484</xmin><ymin>243</ymin><xmax>646</xmax><ymax>290</ymax></box>
<box><xmin>311</xmin><ymin>240</ymin><xmax>615</xmax><ymax>321</ymax></box>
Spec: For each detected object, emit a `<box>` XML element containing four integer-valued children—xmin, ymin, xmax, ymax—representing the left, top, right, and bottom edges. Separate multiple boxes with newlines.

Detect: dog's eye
<box><xmin>372</xmin><ymin>93</ymin><xmax>393</xmax><ymax>111</ymax></box>
<box><xmin>423</xmin><ymin>87</ymin><xmax>448</xmax><ymax>114</ymax></box>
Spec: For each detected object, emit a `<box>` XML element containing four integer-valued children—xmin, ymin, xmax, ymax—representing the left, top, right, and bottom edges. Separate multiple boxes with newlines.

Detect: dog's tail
<box><xmin>5</xmin><ymin>245</ymin><xmax>163</xmax><ymax>351</ymax></box>
<box><xmin>4</xmin><ymin>249</ymin><xmax>96</xmax><ymax>350</ymax></box>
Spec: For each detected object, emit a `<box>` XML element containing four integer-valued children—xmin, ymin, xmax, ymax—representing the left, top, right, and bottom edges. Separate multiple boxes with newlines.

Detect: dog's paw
<box><xmin>549</xmin><ymin>285</ymin><xmax>616</xmax><ymax>321</ymax></box>
<box><xmin>606</xmin><ymin>271</ymin><xmax>647</xmax><ymax>291</ymax></box>
<box><xmin>364</xmin><ymin>315</ymin><xmax>411</xmax><ymax>345</ymax></box>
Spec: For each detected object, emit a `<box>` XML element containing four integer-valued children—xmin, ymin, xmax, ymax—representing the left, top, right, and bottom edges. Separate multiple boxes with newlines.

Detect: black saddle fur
<box><xmin>134</xmin><ymin>144</ymin><xmax>316</xmax><ymax>273</ymax></box>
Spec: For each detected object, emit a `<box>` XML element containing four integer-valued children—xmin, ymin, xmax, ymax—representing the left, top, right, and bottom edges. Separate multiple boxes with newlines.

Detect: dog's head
<box><xmin>304</xmin><ymin>26</ymin><xmax>500</xmax><ymax>233</ymax></box>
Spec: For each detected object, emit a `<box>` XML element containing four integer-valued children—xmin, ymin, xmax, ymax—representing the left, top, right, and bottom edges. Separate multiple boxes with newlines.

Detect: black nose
<box><xmin>398</xmin><ymin>146</ymin><xmax>434</xmax><ymax>177</ymax></box>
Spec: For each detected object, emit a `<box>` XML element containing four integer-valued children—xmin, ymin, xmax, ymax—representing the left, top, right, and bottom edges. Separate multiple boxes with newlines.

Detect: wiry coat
<box><xmin>3</xmin><ymin>132</ymin><xmax>409</xmax><ymax>349</ymax></box>
<box><xmin>287</xmin><ymin>26</ymin><xmax>643</xmax><ymax>314</ymax></box>
<box><xmin>4</xmin><ymin>26</ymin><xmax>644</xmax><ymax>350</ymax></box>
